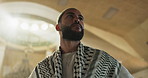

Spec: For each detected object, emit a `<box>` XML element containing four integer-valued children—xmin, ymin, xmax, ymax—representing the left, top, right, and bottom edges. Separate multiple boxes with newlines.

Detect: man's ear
<box><xmin>56</xmin><ymin>24</ymin><xmax>61</xmax><ymax>31</ymax></box>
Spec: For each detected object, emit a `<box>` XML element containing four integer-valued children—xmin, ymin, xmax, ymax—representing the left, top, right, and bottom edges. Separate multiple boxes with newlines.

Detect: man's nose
<box><xmin>73</xmin><ymin>16</ymin><xmax>80</xmax><ymax>23</ymax></box>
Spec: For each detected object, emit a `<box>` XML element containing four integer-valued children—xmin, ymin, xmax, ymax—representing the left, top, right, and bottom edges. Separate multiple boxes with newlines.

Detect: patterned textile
<box><xmin>33</xmin><ymin>43</ymin><xmax>121</xmax><ymax>78</ymax></box>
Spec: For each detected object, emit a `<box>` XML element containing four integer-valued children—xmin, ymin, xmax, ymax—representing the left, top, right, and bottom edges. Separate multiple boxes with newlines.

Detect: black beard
<box><xmin>61</xmin><ymin>25</ymin><xmax>84</xmax><ymax>41</ymax></box>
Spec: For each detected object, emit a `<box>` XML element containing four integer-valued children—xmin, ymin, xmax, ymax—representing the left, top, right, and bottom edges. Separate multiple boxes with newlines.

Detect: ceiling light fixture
<box><xmin>103</xmin><ymin>7</ymin><xmax>119</xmax><ymax>19</ymax></box>
<box><xmin>58</xmin><ymin>0</ymin><xmax>68</xmax><ymax>6</ymax></box>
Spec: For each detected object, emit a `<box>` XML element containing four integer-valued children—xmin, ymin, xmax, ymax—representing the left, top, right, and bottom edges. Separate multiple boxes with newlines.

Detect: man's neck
<box><xmin>60</xmin><ymin>39</ymin><xmax>80</xmax><ymax>53</ymax></box>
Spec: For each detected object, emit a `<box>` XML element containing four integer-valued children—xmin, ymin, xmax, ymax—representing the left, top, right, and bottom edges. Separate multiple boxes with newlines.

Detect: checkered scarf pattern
<box><xmin>35</xmin><ymin>43</ymin><xmax>121</xmax><ymax>78</ymax></box>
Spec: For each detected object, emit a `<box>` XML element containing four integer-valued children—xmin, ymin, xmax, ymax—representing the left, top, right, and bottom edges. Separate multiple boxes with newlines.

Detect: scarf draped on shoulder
<box><xmin>35</xmin><ymin>43</ymin><xmax>121</xmax><ymax>78</ymax></box>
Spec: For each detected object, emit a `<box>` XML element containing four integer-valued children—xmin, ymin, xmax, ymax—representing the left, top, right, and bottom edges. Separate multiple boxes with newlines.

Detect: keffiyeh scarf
<box><xmin>34</xmin><ymin>43</ymin><xmax>121</xmax><ymax>78</ymax></box>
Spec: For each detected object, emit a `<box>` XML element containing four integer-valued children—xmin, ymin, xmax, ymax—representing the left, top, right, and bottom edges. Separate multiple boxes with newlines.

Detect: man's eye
<box><xmin>79</xmin><ymin>17</ymin><xmax>84</xmax><ymax>21</ymax></box>
<box><xmin>68</xmin><ymin>15</ymin><xmax>74</xmax><ymax>18</ymax></box>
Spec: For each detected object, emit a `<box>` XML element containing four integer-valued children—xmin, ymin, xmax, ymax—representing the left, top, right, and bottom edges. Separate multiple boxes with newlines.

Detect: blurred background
<box><xmin>0</xmin><ymin>0</ymin><xmax>147</xmax><ymax>78</ymax></box>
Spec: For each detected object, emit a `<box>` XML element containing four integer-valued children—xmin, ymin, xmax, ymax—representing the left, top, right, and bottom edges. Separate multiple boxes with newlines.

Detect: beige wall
<box><xmin>133</xmin><ymin>69</ymin><xmax>148</xmax><ymax>78</ymax></box>
<box><xmin>125</xmin><ymin>19</ymin><xmax>148</xmax><ymax>62</ymax></box>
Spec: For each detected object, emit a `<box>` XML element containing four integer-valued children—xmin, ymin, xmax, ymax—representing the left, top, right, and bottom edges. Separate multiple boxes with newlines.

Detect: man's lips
<box><xmin>71</xmin><ymin>24</ymin><xmax>82</xmax><ymax>32</ymax></box>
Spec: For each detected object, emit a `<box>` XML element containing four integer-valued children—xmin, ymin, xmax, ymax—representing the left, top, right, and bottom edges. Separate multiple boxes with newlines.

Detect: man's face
<box><xmin>59</xmin><ymin>9</ymin><xmax>84</xmax><ymax>41</ymax></box>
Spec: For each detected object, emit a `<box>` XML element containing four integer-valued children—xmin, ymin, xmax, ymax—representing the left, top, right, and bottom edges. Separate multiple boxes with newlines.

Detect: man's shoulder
<box><xmin>83</xmin><ymin>45</ymin><xmax>118</xmax><ymax>61</ymax></box>
<box><xmin>97</xmin><ymin>50</ymin><xmax>118</xmax><ymax>61</ymax></box>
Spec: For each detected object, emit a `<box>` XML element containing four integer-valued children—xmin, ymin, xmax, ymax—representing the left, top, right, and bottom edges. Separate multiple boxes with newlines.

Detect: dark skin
<box><xmin>56</xmin><ymin>9</ymin><xmax>84</xmax><ymax>53</ymax></box>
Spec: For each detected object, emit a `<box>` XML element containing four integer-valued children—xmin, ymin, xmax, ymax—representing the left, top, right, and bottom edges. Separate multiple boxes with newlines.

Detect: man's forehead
<box><xmin>63</xmin><ymin>9</ymin><xmax>82</xmax><ymax>16</ymax></box>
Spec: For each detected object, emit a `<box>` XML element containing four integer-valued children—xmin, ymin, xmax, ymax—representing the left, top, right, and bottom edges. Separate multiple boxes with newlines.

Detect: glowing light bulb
<box><xmin>31</xmin><ymin>24</ymin><xmax>39</xmax><ymax>31</ymax></box>
<box><xmin>20</xmin><ymin>22</ymin><xmax>29</xmax><ymax>30</ymax></box>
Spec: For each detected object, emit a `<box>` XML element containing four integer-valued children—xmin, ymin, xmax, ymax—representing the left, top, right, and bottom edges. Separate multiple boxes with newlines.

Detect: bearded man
<box><xmin>29</xmin><ymin>8</ymin><xmax>133</xmax><ymax>78</ymax></box>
